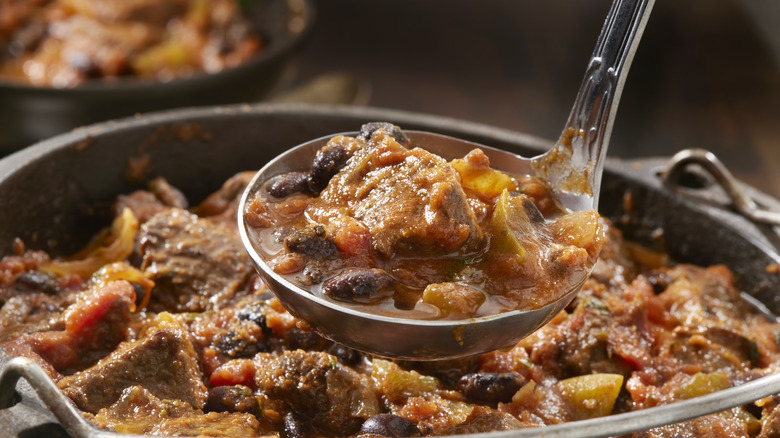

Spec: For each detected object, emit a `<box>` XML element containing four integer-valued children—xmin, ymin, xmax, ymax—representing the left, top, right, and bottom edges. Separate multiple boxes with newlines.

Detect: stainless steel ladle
<box><xmin>238</xmin><ymin>0</ymin><xmax>655</xmax><ymax>360</ymax></box>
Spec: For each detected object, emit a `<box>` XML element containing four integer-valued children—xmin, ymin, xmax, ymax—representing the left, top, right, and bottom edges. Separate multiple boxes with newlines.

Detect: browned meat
<box><xmin>589</xmin><ymin>219</ymin><xmax>639</xmax><ymax>291</ymax></box>
<box><xmin>253</xmin><ymin>350</ymin><xmax>381</xmax><ymax>434</ymax></box>
<box><xmin>633</xmin><ymin>412</ymin><xmax>752</xmax><ymax>438</ymax></box>
<box><xmin>114</xmin><ymin>177</ymin><xmax>188</xmax><ymax>223</ymax></box>
<box><xmin>92</xmin><ymin>385</ymin><xmax>262</xmax><ymax>437</ymax></box>
<box><xmin>138</xmin><ymin>208</ymin><xmax>252</xmax><ymax>312</ymax></box>
<box><xmin>757</xmin><ymin>403</ymin><xmax>780</xmax><ymax>438</ymax></box>
<box><xmin>309</xmin><ymin>130</ymin><xmax>483</xmax><ymax>257</ymax></box>
<box><xmin>193</xmin><ymin>171</ymin><xmax>256</xmax><ymax>226</ymax></box>
<box><xmin>441</xmin><ymin>407</ymin><xmax>525</xmax><ymax>434</ymax></box>
<box><xmin>57</xmin><ymin>314</ymin><xmax>207</xmax><ymax>413</ymax></box>
<box><xmin>2</xmin><ymin>280</ymin><xmax>135</xmax><ymax>374</ymax></box>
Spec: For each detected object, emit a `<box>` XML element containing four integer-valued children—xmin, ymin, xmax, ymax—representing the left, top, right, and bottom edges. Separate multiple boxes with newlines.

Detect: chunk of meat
<box><xmin>194</xmin><ymin>171</ymin><xmax>256</xmax><ymax>226</ymax></box>
<box><xmin>114</xmin><ymin>177</ymin><xmax>188</xmax><ymax>223</ymax></box>
<box><xmin>309</xmin><ymin>130</ymin><xmax>483</xmax><ymax>257</ymax></box>
<box><xmin>92</xmin><ymin>385</ymin><xmax>261</xmax><ymax>437</ymax></box>
<box><xmin>254</xmin><ymin>350</ymin><xmax>380</xmax><ymax>434</ymax></box>
<box><xmin>1</xmin><ymin>280</ymin><xmax>135</xmax><ymax>374</ymax></box>
<box><xmin>441</xmin><ymin>406</ymin><xmax>525</xmax><ymax>434</ymax></box>
<box><xmin>57</xmin><ymin>313</ymin><xmax>207</xmax><ymax>413</ymax></box>
<box><xmin>139</xmin><ymin>208</ymin><xmax>252</xmax><ymax>312</ymax></box>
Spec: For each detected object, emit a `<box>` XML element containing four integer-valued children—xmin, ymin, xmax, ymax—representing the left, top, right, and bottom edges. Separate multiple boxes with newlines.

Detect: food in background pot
<box><xmin>0</xmin><ymin>0</ymin><xmax>263</xmax><ymax>87</ymax></box>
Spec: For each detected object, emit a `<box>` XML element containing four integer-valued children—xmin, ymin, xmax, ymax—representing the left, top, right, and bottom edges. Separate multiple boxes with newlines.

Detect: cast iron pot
<box><xmin>1</xmin><ymin>103</ymin><xmax>780</xmax><ymax>437</ymax></box>
<box><xmin>0</xmin><ymin>0</ymin><xmax>314</xmax><ymax>155</ymax></box>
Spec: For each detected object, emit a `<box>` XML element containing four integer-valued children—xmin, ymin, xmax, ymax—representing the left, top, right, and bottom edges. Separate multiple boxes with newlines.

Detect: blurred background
<box><xmin>275</xmin><ymin>0</ymin><xmax>780</xmax><ymax>198</ymax></box>
<box><xmin>2</xmin><ymin>0</ymin><xmax>778</xmax><ymax>197</ymax></box>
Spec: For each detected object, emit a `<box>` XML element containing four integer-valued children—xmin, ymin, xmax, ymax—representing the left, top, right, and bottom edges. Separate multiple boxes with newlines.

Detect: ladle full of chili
<box><xmin>238</xmin><ymin>0</ymin><xmax>655</xmax><ymax>360</ymax></box>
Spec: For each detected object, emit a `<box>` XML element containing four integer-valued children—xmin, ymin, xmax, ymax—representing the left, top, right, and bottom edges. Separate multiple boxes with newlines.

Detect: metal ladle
<box><xmin>238</xmin><ymin>0</ymin><xmax>655</xmax><ymax>360</ymax></box>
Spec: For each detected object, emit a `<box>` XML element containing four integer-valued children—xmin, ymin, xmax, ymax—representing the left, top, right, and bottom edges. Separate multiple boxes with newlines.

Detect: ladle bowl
<box><xmin>238</xmin><ymin>131</ymin><xmax>591</xmax><ymax>360</ymax></box>
<box><xmin>238</xmin><ymin>0</ymin><xmax>655</xmax><ymax>359</ymax></box>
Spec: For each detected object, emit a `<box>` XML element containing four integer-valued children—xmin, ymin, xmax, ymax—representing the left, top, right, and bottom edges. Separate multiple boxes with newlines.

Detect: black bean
<box><xmin>327</xmin><ymin>343</ymin><xmax>364</xmax><ymax>366</ymax></box>
<box><xmin>205</xmin><ymin>385</ymin><xmax>258</xmax><ymax>414</ymax></box>
<box><xmin>458</xmin><ymin>372</ymin><xmax>525</xmax><ymax>403</ymax></box>
<box><xmin>131</xmin><ymin>282</ymin><xmax>148</xmax><ymax>308</ymax></box>
<box><xmin>358</xmin><ymin>122</ymin><xmax>409</xmax><ymax>146</ymax></box>
<box><xmin>268</xmin><ymin>172</ymin><xmax>311</xmax><ymax>198</ymax></box>
<box><xmin>322</xmin><ymin>268</ymin><xmax>395</xmax><ymax>304</ymax></box>
<box><xmin>359</xmin><ymin>414</ymin><xmax>420</xmax><ymax>438</ymax></box>
<box><xmin>284</xmin><ymin>225</ymin><xmax>338</xmax><ymax>260</ymax></box>
<box><xmin>237</xmin><ymin>304</ymin><xmax>269</xmax><ymax>332</ymax></box>
<box><xmin>645</xmin><ymin>272</ymin><xmax>671</xmax><ymax>294</ymax></box>
<box><xmin>65</xmin><ymin>51</ymin><xmax>102</xmax><ymax>78</ymax></box>
<box><xmin>309</xmin><ymin>143</ymin><xmax>350</xmax><ymax>192</ymax></box>
<box><xmin>216</xmin><ymin>331</ymin><xmax>262</xmax><ymax>358</ymax></box>
<box><xmin>287</xmin><ymin>327</ymin><xmax>330</xmax><ymax>351</ymax></box>
<box><xmin>283</xmin><ymin>412</ymin><xmax>308</xmax><ymax>438</ymax></box>
<box><xmin>14</xmin><ymin>271</ymin><xmax>59</xmax><ymax>295</ymax></box>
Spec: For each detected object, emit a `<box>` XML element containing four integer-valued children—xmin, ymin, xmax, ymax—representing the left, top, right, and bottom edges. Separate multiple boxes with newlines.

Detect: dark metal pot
<box><xmin>1</xmin><ymin>103</ymin><xmax>779</xmax><ymax>437</ymax></box>
<box><xmin>0</xmin><ymin>0</ymin><xmax>314</xmax><ymax>155</ymax></box>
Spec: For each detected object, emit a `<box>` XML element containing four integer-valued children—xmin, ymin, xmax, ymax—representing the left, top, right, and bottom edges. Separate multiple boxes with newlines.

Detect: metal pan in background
<box><xmin>1</xmin><ymin>103</ymin><xmax>780</xmax><ymax>437</ymax></box>
<box><xmin>0</xmin><ymin>0</ymin><xmax>314</xmax><ymax>155</ymax></box>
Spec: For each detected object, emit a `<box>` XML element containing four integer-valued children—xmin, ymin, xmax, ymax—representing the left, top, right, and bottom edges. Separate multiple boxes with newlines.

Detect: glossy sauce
<box><xmin>245</xmin><ymin>126</ymin><xmax>605</xmax><ymax>320</ymax></box>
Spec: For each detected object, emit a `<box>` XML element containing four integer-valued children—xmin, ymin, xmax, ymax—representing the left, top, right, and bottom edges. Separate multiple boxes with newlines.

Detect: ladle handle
<box><xmin>539</xmin><ymin>0</ymin><xmax>655</xmax><ymax>207</ymax></box>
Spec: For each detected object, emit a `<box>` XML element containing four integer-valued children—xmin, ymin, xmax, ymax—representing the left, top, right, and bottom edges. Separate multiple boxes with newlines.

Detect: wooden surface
<box><xmin>284</xmin><ymin>0</ymin><xmax>780</xmax><ymax>198</ymax></box>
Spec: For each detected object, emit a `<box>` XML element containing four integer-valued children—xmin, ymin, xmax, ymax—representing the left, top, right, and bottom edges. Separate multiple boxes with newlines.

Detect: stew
<box><xmin>1</xmin><ymin>131</ymin><xmax>779</xmax><ymax>437</ymax></box>
<box><xmin>0</xmin><ymin>0</ymin><xmax>263</xmax><ymax>87</ymax></box>
<box><xmin>244</xmin><ymin>123</ymin><xmax>604</xmax><ymax>320</ymax></box>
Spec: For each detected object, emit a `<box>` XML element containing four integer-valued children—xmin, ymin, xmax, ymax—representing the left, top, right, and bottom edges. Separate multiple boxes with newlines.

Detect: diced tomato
<box><xmin>210</xmin><ymin>359</ymin><xmax>257</xmax><ymax>389</ymax></box>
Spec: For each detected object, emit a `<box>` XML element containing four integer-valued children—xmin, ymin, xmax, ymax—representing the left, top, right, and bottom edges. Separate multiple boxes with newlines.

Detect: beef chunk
<box><xmin>193</xmin><ymin>171</ymin><xmax>256</xmax><ymax>225</ymax></box>
<box><xmin>93</xmin><ymin>385</ymin><xmax>260</xmax><ymax>437</ymax></box>
<box><xmin>139</xmin><ymin>208</ymin><xmax>252</xmax><ymax>312</ymax></box>
<box><xmin>57</xmin><ymin>314</ymin><xmax>207</xmax><ymax>413</ymax></box>
<box><xmin>2</xmin><ymin>280</ymin><xmax>135</xmax><ymax>373</ymax></box>
<box><xmin>587</xmin><ymin>219</ymin><xmax>639</xmax><ymax>294</ymax></box>
<box><xmin>114</xmin><ymin>177</ymin><xmax>188</xmax><ymax>224</ymax></box>
<box><xmin>441</xmin><ymin>406</ymin><xmax>524</xmax><ymax>434</ymax></box>
<box><xmin>311</xmin><ymin>129</ymin><xmax>483</xmax><ymax>257</ymax></box>
<box><xmin>254</xmin><ymin>350</ymin><xmax>380</xmax><ymax>434</ymax></box>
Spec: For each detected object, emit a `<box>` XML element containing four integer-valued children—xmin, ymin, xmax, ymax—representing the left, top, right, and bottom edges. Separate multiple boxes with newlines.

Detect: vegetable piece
<box><xmin>551</xmin><ymin>210</ymin><xmax>604</xmax><ymax>261</ymax></box>
<box><xmin>673</xmin><ymin>372</ymin><xmax>730</xmax><ymax>400</ymax></box>
<box><xmin>422</xmin><ymin>282</ymin><xmax>485</xmax><ymax>319</ymax></box>
<box><xmin>488</xmin><ymin>190</ymin><xmax>539</xmax><ymax>257</ymax></box>
<box><xmin>42</xmin><ymin>208</ymin><xmax>139</xmax><ymax>278</ymax></box>
<box><xmin>450</xmin><ymin>149</ymin><xmax>514</xmax><ymax>199</ymax></box>
<box><xmin>558</xmin><ymin>373</ymin><xmax>624</xmax><ymax>420</ymax></box>
<box><xmin>88</xmin><ymin>262</ymin><xmax>155</xmax><ymax>310</ymax></box>
<box><xmin>371</xmin><ymin>359</ymin><xmax>440</xmax><ymax>403</ymax></box>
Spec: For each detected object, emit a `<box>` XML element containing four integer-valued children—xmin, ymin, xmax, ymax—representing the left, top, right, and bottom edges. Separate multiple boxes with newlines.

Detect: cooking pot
<box><xmin>1</xmin><ymin>103</ymin><xmax>779</xmax><ymax>437</ymax></box>
<box><xmin>0</xmin><ymin>0</ymin><xmax>314</xmax><ymax>155</ymax></box>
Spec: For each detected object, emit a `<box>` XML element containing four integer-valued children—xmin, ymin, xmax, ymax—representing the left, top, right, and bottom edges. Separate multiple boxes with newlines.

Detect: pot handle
<box><xmin>662</xmin><ymin>148</ymin><xmax>780</xmax><ymax>226</ymax></box>
<box><xmin>0</xmin><ymin>356</ymin><xmax>123</xmax><ymax>438</ymax></box>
